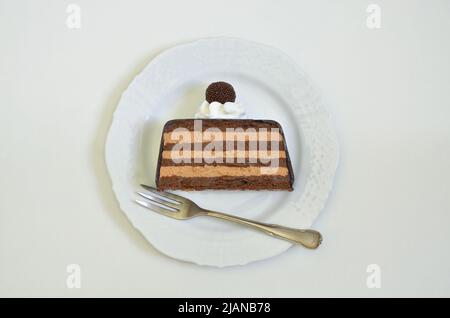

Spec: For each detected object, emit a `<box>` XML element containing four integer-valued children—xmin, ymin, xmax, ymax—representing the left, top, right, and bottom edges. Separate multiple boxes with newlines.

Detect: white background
<box><xmin>1</xmin><ymin>0</ymin><xmax>450</xmax><ymax>297</ymax></box>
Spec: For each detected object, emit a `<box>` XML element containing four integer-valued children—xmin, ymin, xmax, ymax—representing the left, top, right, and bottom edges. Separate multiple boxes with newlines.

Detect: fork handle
<box><xmin>204</xmin><ymin>211</ymin><xmax>322</xmax><ymax>249</ymax></box>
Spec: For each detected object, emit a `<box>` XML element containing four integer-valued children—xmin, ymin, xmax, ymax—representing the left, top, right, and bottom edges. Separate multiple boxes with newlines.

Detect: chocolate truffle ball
<box><xmin>205</xmin><ymin>82</ymin><xmax>236</xmax><ymax>104</ymax></box>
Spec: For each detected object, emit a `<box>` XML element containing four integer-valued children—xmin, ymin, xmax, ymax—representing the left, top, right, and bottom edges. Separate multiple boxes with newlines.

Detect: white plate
<box><xmin>105</xmin><ymin>37</ymin><xmax>339</xmax><ymax>267</ymax></box>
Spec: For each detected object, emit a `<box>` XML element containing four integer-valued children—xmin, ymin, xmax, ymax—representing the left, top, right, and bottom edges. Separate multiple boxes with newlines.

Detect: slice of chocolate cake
<box><xmin>156</xmin><ymin>119</ymin><xmax>294</xmax><ymax>191</ymax></box>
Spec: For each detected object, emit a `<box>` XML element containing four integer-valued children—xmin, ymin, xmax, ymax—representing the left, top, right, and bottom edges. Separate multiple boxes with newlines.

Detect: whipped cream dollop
<box><xmin>195</xmin><ymin>100</ymin><xmax>246</xmax><ymax>119</ymax></box>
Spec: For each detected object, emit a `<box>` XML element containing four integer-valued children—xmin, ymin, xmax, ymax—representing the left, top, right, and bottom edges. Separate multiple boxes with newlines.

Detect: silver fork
<box><xmin>135</xmin><ymin>184</ymin><xmax>322</xmax><ymax>249</ymax></box>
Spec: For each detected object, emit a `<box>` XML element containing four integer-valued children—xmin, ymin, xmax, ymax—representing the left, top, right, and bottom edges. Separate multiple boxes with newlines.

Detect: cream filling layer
<box><xmin>159</xmin><ymin>166</ymin><xmax>289</xmax><ymax>177</ymax></box>
<box><xmin>163</xmin><ymin>131</ymin><xmax>283</xmax><ymax>144</ymax></box>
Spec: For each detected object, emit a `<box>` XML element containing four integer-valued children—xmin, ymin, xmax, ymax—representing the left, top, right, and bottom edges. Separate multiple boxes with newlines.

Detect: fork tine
<box><xmin>136</xmin><ymin>191</ymin><xmax>179</xmax><ymax>210</ymax></box>
<box><xmin>140</xmin><ymin>184</ymin><xmax>185</xmax><ymax>203</ymax></box>
<box><xmin>138</xmin><ymin>187</ymin><xmax>181</xmax><ymax>205</ymax></box>
<box><xmin>135</xmin><ymin>199</ymin><xmax>177</xmax><ymax>217</ymax></box>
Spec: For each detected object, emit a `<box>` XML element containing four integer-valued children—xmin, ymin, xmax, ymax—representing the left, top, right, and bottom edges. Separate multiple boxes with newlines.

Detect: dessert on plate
<box><xmin>155</xmin><ymin>82</ymin><xmax>294</xmax><ymax>191</ymax></box>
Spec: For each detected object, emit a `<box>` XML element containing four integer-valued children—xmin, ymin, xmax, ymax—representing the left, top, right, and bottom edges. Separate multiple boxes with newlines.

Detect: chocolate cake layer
<box><xmin>156</xmin><ymin>119</ymin><xmax>294</xmax><ymax>191</ymax></box>
<box><xmin>159</xmin><ymin>158</ymin><xmax>288</xmax><ymax>167</ymax></box>
<box><xmin>162</xmin><ymin>141</ymin><xmax>286</xmax><ymax>151</ymax></box>
<box><xmin>158</xmin><ymin>176</ymin><xmax>293</xmax><ymax>191</ymax></box>
<box><xmin>162</xmin><ymin>119</ymin><xmax>287</xmax><ymax>131</ymax></box>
